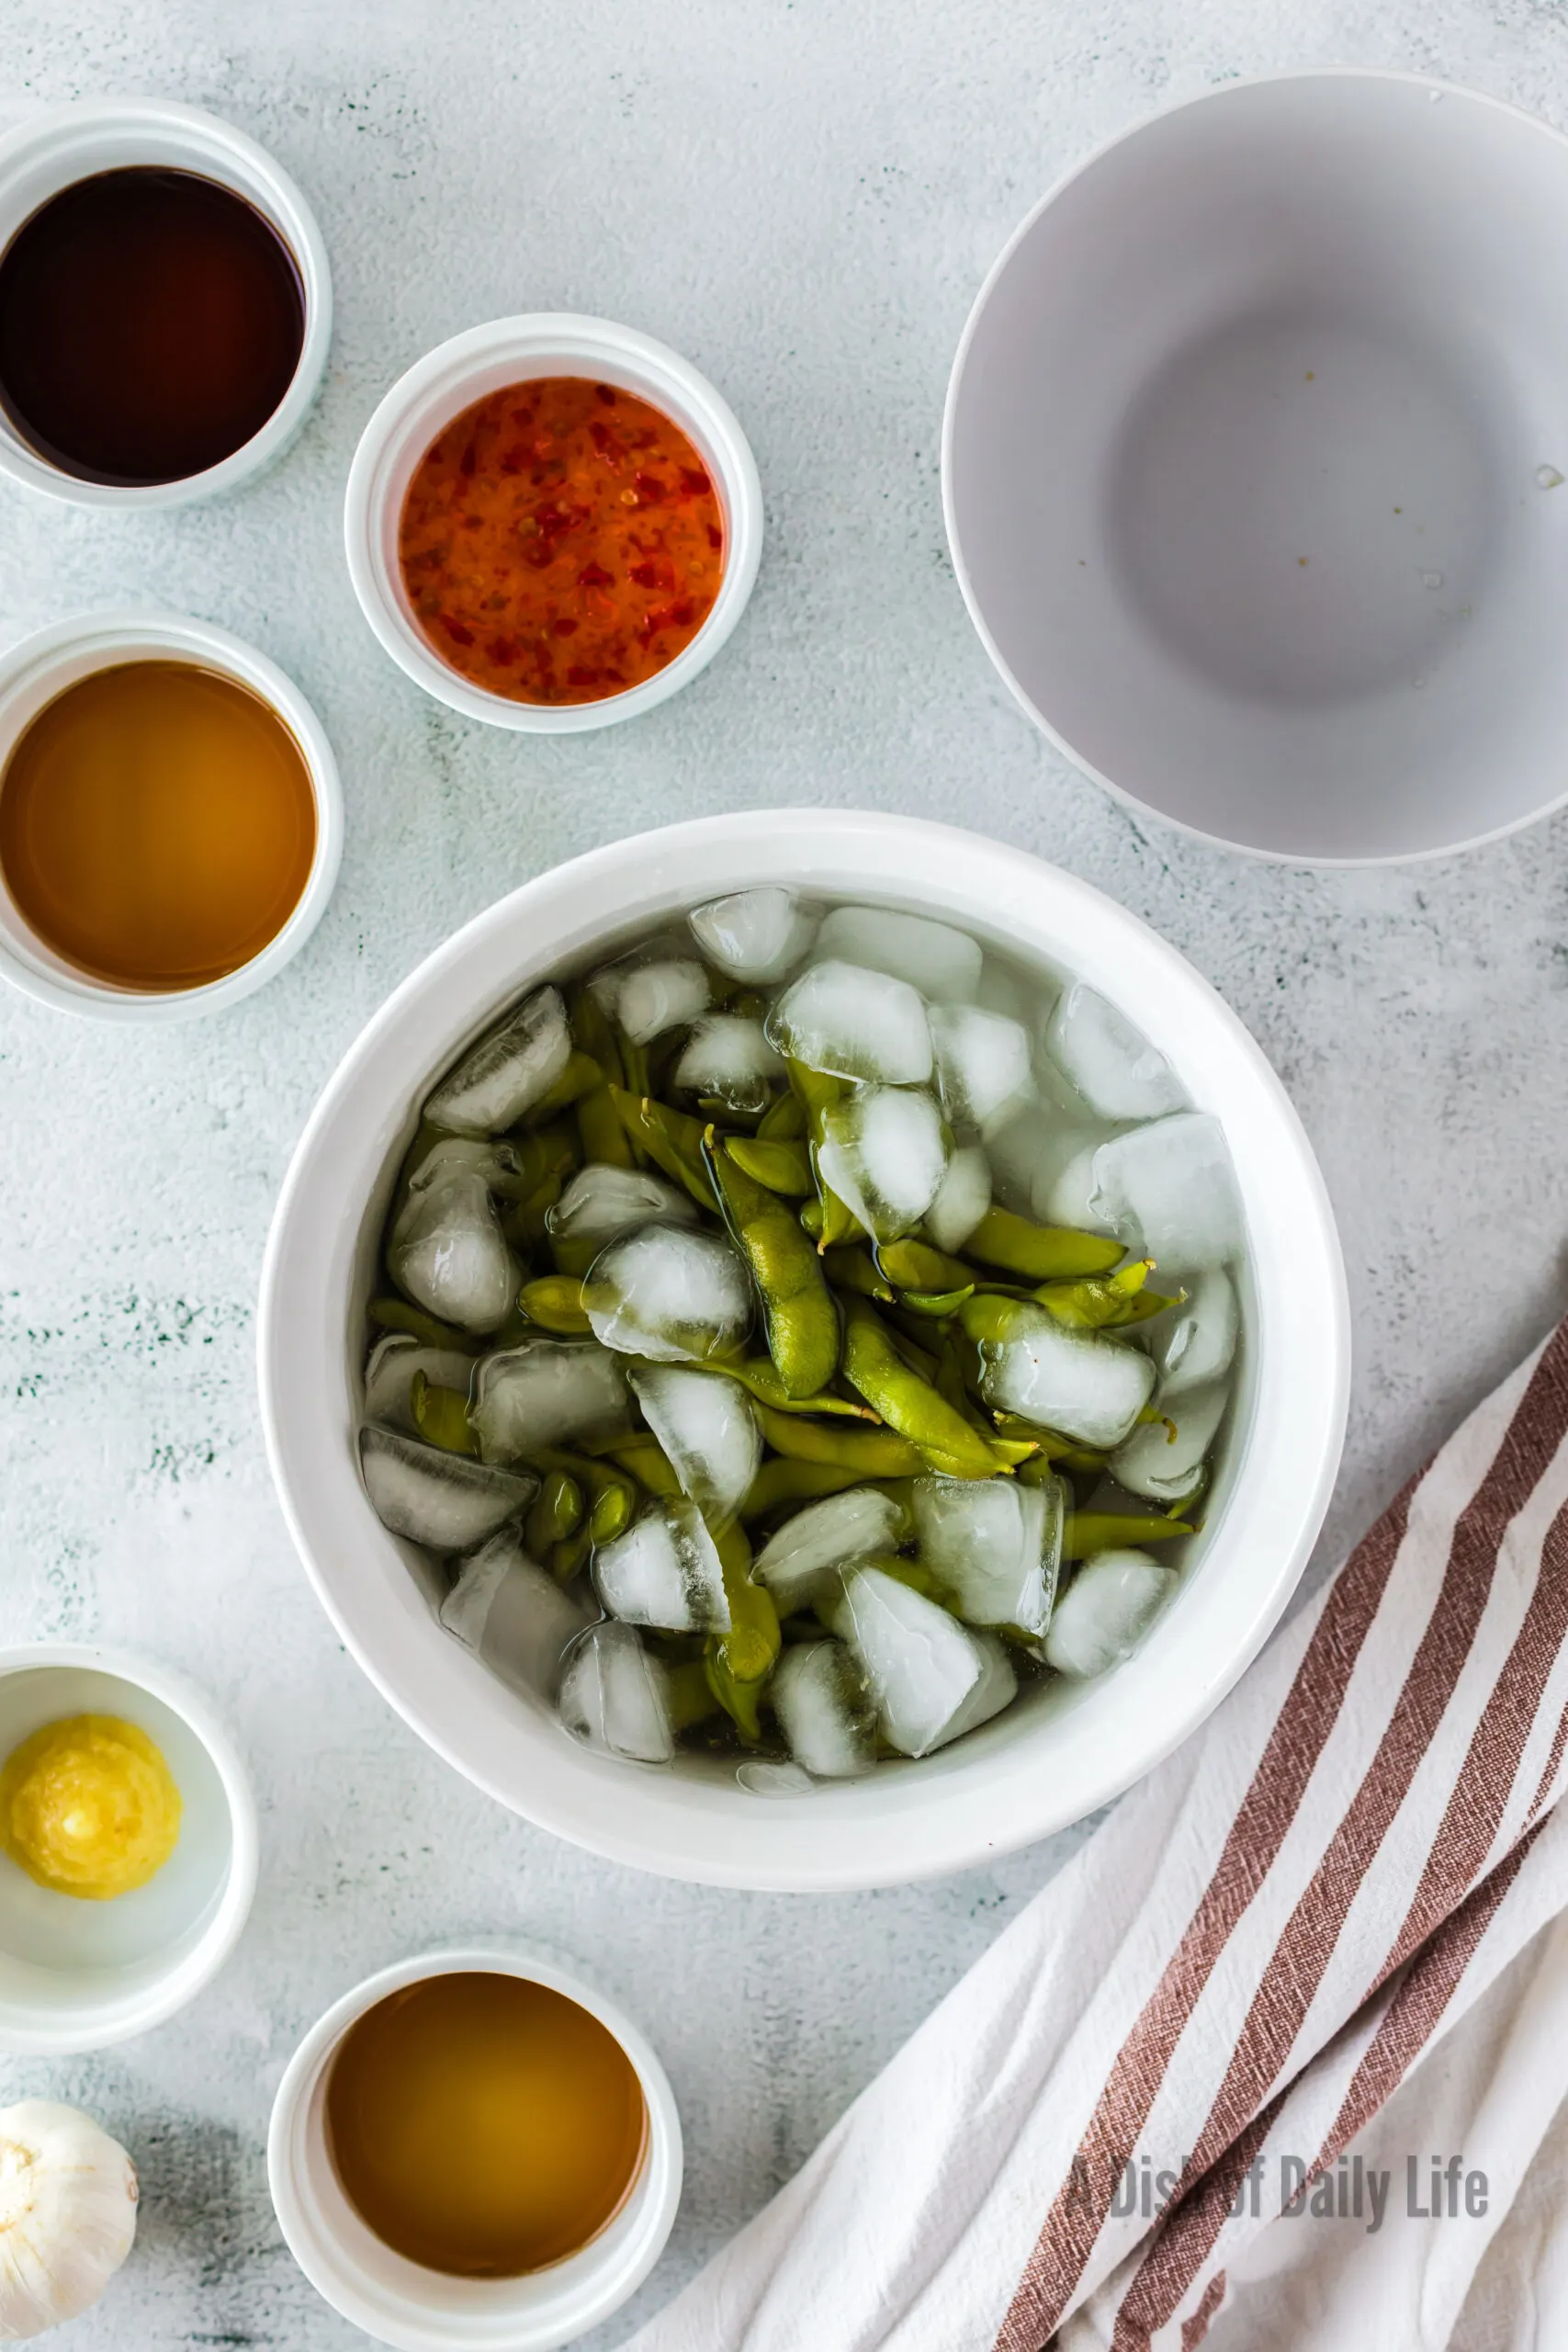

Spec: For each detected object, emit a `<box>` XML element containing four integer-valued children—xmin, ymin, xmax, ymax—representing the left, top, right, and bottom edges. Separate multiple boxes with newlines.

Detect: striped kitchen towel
<box><xmin>625</xmin><ymin>1317</ymin><xmax>1568</xmax><ymax>2352</ymax></box>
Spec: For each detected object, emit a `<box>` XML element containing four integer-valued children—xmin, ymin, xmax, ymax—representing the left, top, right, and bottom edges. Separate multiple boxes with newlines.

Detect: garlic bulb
<box><xmin>0</xmin><ymin>2101</ymin><xmax>137</xmax><ymax>2339</ymax></box>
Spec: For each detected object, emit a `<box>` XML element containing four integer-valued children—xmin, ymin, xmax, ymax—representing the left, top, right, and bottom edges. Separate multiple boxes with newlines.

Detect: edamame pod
<box><xmin>608</xmin><ymin>1087</ymin><xmax>720</xmax><ymax>1213</ymax></box>
<box><xmin>518</xmin><ymin>1274</ymin><xmax>592</xmax><ymax>1334</ymax></box>
<box><xmin>1065</xmin><ymin>1510</ymin><xmax>1194</xmax><ymax>1557</ymax></box>
<box><xmin>514</xmin><ymin>1443</ymin><xmax>637</xmax><ymax>1544</ymax></box>
<box><xmin>740</xmin><ymin>1459</ymin><xmax>869</xmax><ymax>1517</ymax></box>
<box><xmin>820</xmin><ymin>1248</ymin><xmax>893</xmax><ymax>1301</ymax></box>
<box><xmin>606</xmin><ymin>1434</ymin><xmax>685</xmax><ymax>1500</ymax></box>
<box><xmin>753</xmin><ymin>1400</ymin><xmax>926</xmax><ymax>1476</ymax></box>
<box><xmin>1034</xmin><ymin>1260</ymin><xmax>1180</xmax><ymax>1331</ymax></box>
<box><xmin>876</xmin><ymin>1238</ymin><xmax>973</xmax><ymax>1294</ymax></box>
<box><xmin>568</xmin><ymin>989</ymin><xmax>635</xmax><ymax>1170</ymax></box>
<box><xmin>840</xmin><ymin>1296</ymin><xmax>1015</xmax><ymax>1480</ymax></box>
<box><xmin>705</xmin><ymin>1519</ymin><xmax>781</xmax><ymax>1737</ymax></box>
<box><xmin>516</xmin><ymin>1050</ymin><xmax>604</xmax><ymax>1127</ymax></box>
<box><xmin>409</xmin><ymin>1370</ymin><xmax>479</xmax><ymax>1455</ymax></box>
<box><xmin>705</xmin><ymin>1133</ymin><xmax>840</xmax><ymax>1399</ymax></box>
<box><xmin>964</xmin><ymin>1205</ymin><xmax>1123</xmax><ymax>1281</ymax></box>
<box><xmin>786</xmin><ymin>1059</ymin><xmax>863</xmax><ymax>1249</ymax></box>
<box><xmin>369</xmin><ymin>1297</ymin><xmax>482</xmax><ymax>1354</ymax></box>
<box><xmin>525</xmin><ymin>1469</ymin><xmax>585</xmax><ymax>1555</ymax></box>
<box><xmin>756</xmin><ymin>1091</ymin><xmax>808</xmax><ymax>1142</ymax></box>
<box><xmin>725</xmin><ymin>1136</ymin><xmax>814</xmax><ymax>1196</ymax></box>
<box><xmin>724</xmin><ymin>1359</ymin><xmax>876</xmax><ymax>1419</ymax></box>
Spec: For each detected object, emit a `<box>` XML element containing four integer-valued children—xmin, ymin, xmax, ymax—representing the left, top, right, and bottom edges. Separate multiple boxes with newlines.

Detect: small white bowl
<box><xmin>0</xmin><ymin>609</ymin><xmax>344</xmax><ymax>1022</ymax></box>
<box><xmin>259</xmin><ymin>810</ymin><xmax>1349</xmax><ymax>1892</ymax></box>
<box><xmin>344</xmin><ymin>314</ymin><xmax>762</xmax><ymax>733</ymax></box>
<box><xmin>0</xmin><ymin>1645</ymin><xmax>258</xmax><ymax>2055</ymax></box>
<box><xmin>0</xmin><ymin>97</ymin><xmax>332</xmax><ymax>509</ymax></box>
<box><xmin>268</xmin><ymin>1946</ymin><xmax>682</xmax><ymax>2352</ymax></box>
<box><xmin>945</xmin><ymin>72</ymin><xmax>1568</xmax><ymax>863</ymax></box>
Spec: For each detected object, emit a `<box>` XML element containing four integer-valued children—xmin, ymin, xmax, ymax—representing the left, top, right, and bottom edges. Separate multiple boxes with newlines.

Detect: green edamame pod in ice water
<box><xmin>705</xmin><ymin>1132</ymin><xmax>840</xmax><ymax>1398</ymax></box>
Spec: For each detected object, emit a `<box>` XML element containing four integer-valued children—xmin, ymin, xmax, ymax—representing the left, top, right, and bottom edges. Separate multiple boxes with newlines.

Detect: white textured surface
<box><xmin>2</xmin><ymin>4</ymin><xmax>1568</xmax><ymax>2343</ymax></box>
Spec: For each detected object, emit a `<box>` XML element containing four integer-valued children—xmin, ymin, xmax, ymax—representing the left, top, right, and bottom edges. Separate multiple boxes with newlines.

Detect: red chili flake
<box><xmin>707</xmin><ymin>524</ymin><xmax>723</xmax><ymax>550</ymax></box>
<box><xmin>500</xmin><ymin>444</ymin><xmax>527</xmax><ymax>475</ymax></box>
<box><xmin>552</xmin><ymin>617</ymin><xmax>579</xmax><ymax>638</ymax></box>
<box><xmin>681</xmin><ymin>468</ymin><xmax>712</xmax><ymax>497</ymax></box>
<box><xmin>484</xmin><ymin>636</ymin><xmax>519</xmax><ymax>665</ymax></box>
<box><xmin>578</xmin><ymin>560</ymin><xmax>614</xmax><ymax>587</ymax></box>
<box><xmin>458</xmin><ymin>441</ymin><xmax>478</xmax><ymax>478</ymax></box>
<box><xmin>439</xmin><ymin>616</ymin><xmax>476</xmax><ymax>647</ymax></box>
<box><xmin>633</xmin><ymin>470</ymin><xmax>667</xmax><ymax>503</ymax></box>
<box><xmin>594</xmin><ymin>383</ymin><xmax>617</xmax><ymax>405</ymax></box>
<box><xmin>566</xmin><ymin>664</ymin><xmax>601</xmax><ymax>686</ymax></box>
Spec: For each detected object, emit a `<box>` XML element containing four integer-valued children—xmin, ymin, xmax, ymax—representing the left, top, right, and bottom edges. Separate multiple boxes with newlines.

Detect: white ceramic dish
<box><xmin>0</xmin><ymin>97</ymin><xmax>331</xmax><ymax>509</ymax></box>
<box><xmin>259</xmin><ymin>809</ymin><xmax>1348</xmax><ymax>1892</ymax></box>
<box><xmin>0</xmin><ymin>609</ymin><xmax>343</xmax><ymax>1021</ymax></box>
<box><xmin>268</xmin><ymin>1945</ymin><xmax>682</xmax><ymax>2352</ymax></box>
<box><xmin>344</xmin><ymin>312</ymin><xmax>762</xmax><ymax>733</ymax></box>
<box><xmin>0</xmin><ymin>1645</ymin><xmax>258</xmax><ymax>2054</ymax></box>
<box><xmin>944</xmin><ymin>71</ymin><xmax>1568</xmax><ymax>864</ymax></box>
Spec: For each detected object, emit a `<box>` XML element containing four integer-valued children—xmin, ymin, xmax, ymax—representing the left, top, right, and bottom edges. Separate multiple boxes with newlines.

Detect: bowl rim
<box><xmin>258</xmin><ymin>809</ymin><xmax>1350</xmax><ymax>1891</ymax></box>
<box><xmin>266</xmin><ymin>1941</ymin><xmax>682</xmax><ymax>2350</ymax></box>
<box><xmin>342</xmin><ymin>311</ymin><xmax>763</xmax><ymax>734</ymax></box>
<box><xmin>942</xmin><ymin>66</ymin><xmax>1568</xmax><ymax>870</ymax></box>
<box><xmin>0</xmin><ymin>96</ymin><xmax>333</xmax><ymax>510</ymax></box>
<box><xmin>0</xmin><ymin>607</ymin><xmax>344</xmax><ymax>1022</ymax></box>
<box><xmin>0</xmin><ymin>1641</ymin><xmax>260</xmax><ymax>2054</ymax></box>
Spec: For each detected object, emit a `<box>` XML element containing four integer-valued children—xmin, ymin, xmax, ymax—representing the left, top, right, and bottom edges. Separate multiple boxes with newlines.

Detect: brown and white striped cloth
<box><xmin>624</xmin><ymin>1320</ymin><xmax>1568</xmax><ymax>2352</ymax></box>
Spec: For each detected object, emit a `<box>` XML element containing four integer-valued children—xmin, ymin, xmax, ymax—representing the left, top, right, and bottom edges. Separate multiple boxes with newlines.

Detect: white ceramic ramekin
<box><xmin>344</xmin><ymin>314</ymin><xmax>762</xmax><ymax>732</ymax></box>
<box><xmin>0</xmin><ymin>609</ymin><xmax>344</xmax><ymax>1021</ymax></box>
<box><xmin>258</xmin><ymin>810</ymin><xmax>1350</xmax><ymax>1893</ymax></box>
<box><xmin>0</xmin><ymin>1645</ymin><xmax>259</xmax><ymax>2054</ymax></box>
<box><xmin>0</xmin><ymin>97</ymin><xmax>332</xmax><ymax>508</ymax></box>
<box><xmin>944</xmin><ymin>71</ymin><xmax>1568</xmax><ymax>863</ymax></box>
<box><xmin>268</xmin><ymin>1946</ymin><xmax>682</xmax><ymax>2352</ymax></box>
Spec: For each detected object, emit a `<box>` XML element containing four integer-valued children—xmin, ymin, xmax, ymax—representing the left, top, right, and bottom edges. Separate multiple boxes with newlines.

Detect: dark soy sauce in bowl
<box><xmin>0</xmin><ymin>166</ymin><xmax>305</xmax><ymax>485</ymax></box>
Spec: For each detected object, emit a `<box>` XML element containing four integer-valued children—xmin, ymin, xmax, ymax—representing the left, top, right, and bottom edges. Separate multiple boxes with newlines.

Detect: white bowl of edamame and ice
<box><xmin>259</xmin><ymin>811</ymin><xmax>1348</xmax><ymax>1891</ymax></box>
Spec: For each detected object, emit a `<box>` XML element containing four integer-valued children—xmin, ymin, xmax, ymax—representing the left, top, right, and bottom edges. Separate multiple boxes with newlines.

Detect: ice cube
<box><xmin>630</xmin><ymin>1365</ymin><xmax>761</xmax><ymax>1525</ymax></box>
<box><xmin>558</xmin><ymin>1622</ymin><xmax>674</xmax><ymax>1764</ymax></box>
<box><xmin>592</xmin><ymin>1499</ymin><xmax>730</xmax><ymax>1633</ymax></box>
<box><xmin>1044</xmin><ymin>1550</ymin><xmax>1176</xmax><ymax>1677</ymax></box>
<box><xmin>470</xmin><ymin>1337</ymin><xmax>630</xmax><ymax>1460</ymax></box>
<box><xmin>816</xmin><ymin>1086</ymin><xmax>948</xmax><ymax>1244</ymax></box>
<box><xmin>925</xmin><ymin>1143</ymin><xmax>991</xmax><ymax>1252</ymax></box>
<box><xmin>1044</xmin><ymin>984</ymin><xmax>1185</xmax><ymax>1122</ymax></box>
<box><xmin>976</xmin><ymin>1307</ymin><xmax>1156</xmax><ymax>1448</ymax></box>
<box><xmin>388</xmin><ymin>1169</ymin><xmax>521</xmax><ymax>1334</ymax></box>
<box><xmin>1034</xmin><ymin>1134</ymin><xmax>1119</xmax><ymax>1234</ymax></box>
<box><xmin>912</xmin><ymin>1473</ymin><xmax>1065</xmax><ymax>1637</ymax></box>
<box><xmin>813</xmin><ymin>906</ymin><xmax>982</xmax><ymax>1003</ymax></box>
<box><xmin>363</xmin><ymin>1333</ymin><xmax>475</xmax><ymax>1435</ymax></box>
<box><xmin>1089</xmin><ymin>1114</ymin><xmax>1244</xmax><ymax>1273</ymax></box>
<box><xmin>737</xmin><ymin>1759</ymin><xmax>815</xmax><ymax>1795</ymax></box>
<box><xmin>770</xmin><ymin>1641</ymin><xmax>877</xmax><ymax>1778</ymax></box>
<box><xmin>689</xmin><ymin>887</ymin><xmax>818</xmax><ymax>982</ymax></box>
<box><xmin>601</xmin><ymin>957</ymin><xmax>711</xmax><ymax>1046</ymax></box>
<box><xmin>359</xmin><ymin>1425</ymin><xmax>536</xmax><ymax>1552</ymax></box>
<box><xmin>423</xmin><ymin>986</ymin><xmax>573</xmax><ymax>1136</ymax></box>
<box><xmin>582</xmin><ymin>1224</ymin><xmax>753</xmax><ymax>1363</ymax></box>
<box><xmin>764</xmin><ymin>959</ymin><xmax>931</xmax><ymax>1085</ymax></box>
<box><xmin>979</xmin><ymin>1103</ymin><xmax>1054</xmax><ymax>1215</ymax></box>
<box><xmin>1111</xmin><ymin>1378</ymin><xmax>1230</xmax><ymax>1503</ymax></box>
<box><xmin>673</xmin><ymin>1014</ymin><xmax>785</xmax><ymax>1114</ymax></box>
<box><xmin>404</xmin><ymin>1136</ymin><xmax>536</xmax><ymax>1200</ymax></box>
<box><xmin>546</xmin><ymin>1163</ymin><xmax>697</xmax><ymax>1245</ymax></box>
<box><xmin>751</xmin><ymin>1486</ymin><xmax>908</xmax><ymax>1613</ymax></box>
<box><xmin>440</xmin><ymin>1528</ymin><xmax>597</xmax><ymax>1698</ymax></box>
<box><xmin>826</xmin><ymin>1566</ymin><xmax>1016</xmax><ymax>1756</ymax></box>
<box><xmin>1147</xmin><ymin>1268</ymin><xmax>1239</xmax><ymax>1399</ymax></box>
<box><xmin>928</xmin><ymin>1004</ymin><xmax>1035</xmax><ymax>1134</ymax></box>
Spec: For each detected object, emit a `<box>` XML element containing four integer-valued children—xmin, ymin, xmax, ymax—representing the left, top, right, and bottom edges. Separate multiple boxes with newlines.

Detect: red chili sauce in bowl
<box><xmin>397</xmin><ymin>379</ymin><xmax>726</xmax><ymax>707</ymax></box>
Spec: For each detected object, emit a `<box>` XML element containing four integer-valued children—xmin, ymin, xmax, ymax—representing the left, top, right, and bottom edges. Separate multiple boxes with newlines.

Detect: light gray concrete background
<box><xmin>3</xmin><ymin>0</ymin><xmax>1568</xmax><ymax>2341</ymax></box>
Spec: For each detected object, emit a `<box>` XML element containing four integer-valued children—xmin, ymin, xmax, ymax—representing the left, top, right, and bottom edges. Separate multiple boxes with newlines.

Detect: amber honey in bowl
<box><xmin>0</xmin><ymin>167</ymin><xmax>305</xmax><ymax>486</ymax></box>
<box><xmin>398</xmin><ymin>378</ymin><xmax>726</xmax><ymax>707</ymax></box>
<box><xmin>0</xmin><ymin>660</ymin><xmax>317</xmax><ymax>991</ymax></box>
<box><xmin>324</xmin><ymin>1971</ymin><xmax>649</xmax><ymax>2277</ymax></box>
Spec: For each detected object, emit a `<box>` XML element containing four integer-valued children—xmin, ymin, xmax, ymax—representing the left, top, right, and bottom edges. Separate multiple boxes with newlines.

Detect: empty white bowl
<box><xmin>0</xmin><ymin>1645</ymin><xmax>258</xmax><ymax>2053</ymax></box>
<box><xmin>268</xmin><ymin>1945</ymin><xmax>682</xmax><ymax>2352</ymax></box>
<box><xmin>945</xmin><ymin>72</ymin><xmax>1568</xmax><ymax>863</ymax></box>
<box><xmin>0</xmin><ymin>608</ymin><xmax>344</xmax><ymax>1021</ymax></box>
<box><xmin>258</xmin><ymin>809</ymin><xmax>1348</xmax><ymax>1892</ymax></box>
<box><xmin>0</xmin><ymin>97</ymin><xmax>331</xmax><ymax>509</ymax></box>
<box><xmin>344</xmin><ymin>314</ymin><xmax>762</xmax><ymax>733</ymax></box>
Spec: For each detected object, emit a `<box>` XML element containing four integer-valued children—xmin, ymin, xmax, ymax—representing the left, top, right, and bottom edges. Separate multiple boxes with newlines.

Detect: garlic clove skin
<box><xmin>0</xmin><ymin>2101</ymin><xmax>137</xmax><ymax>2340</ymax></box>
